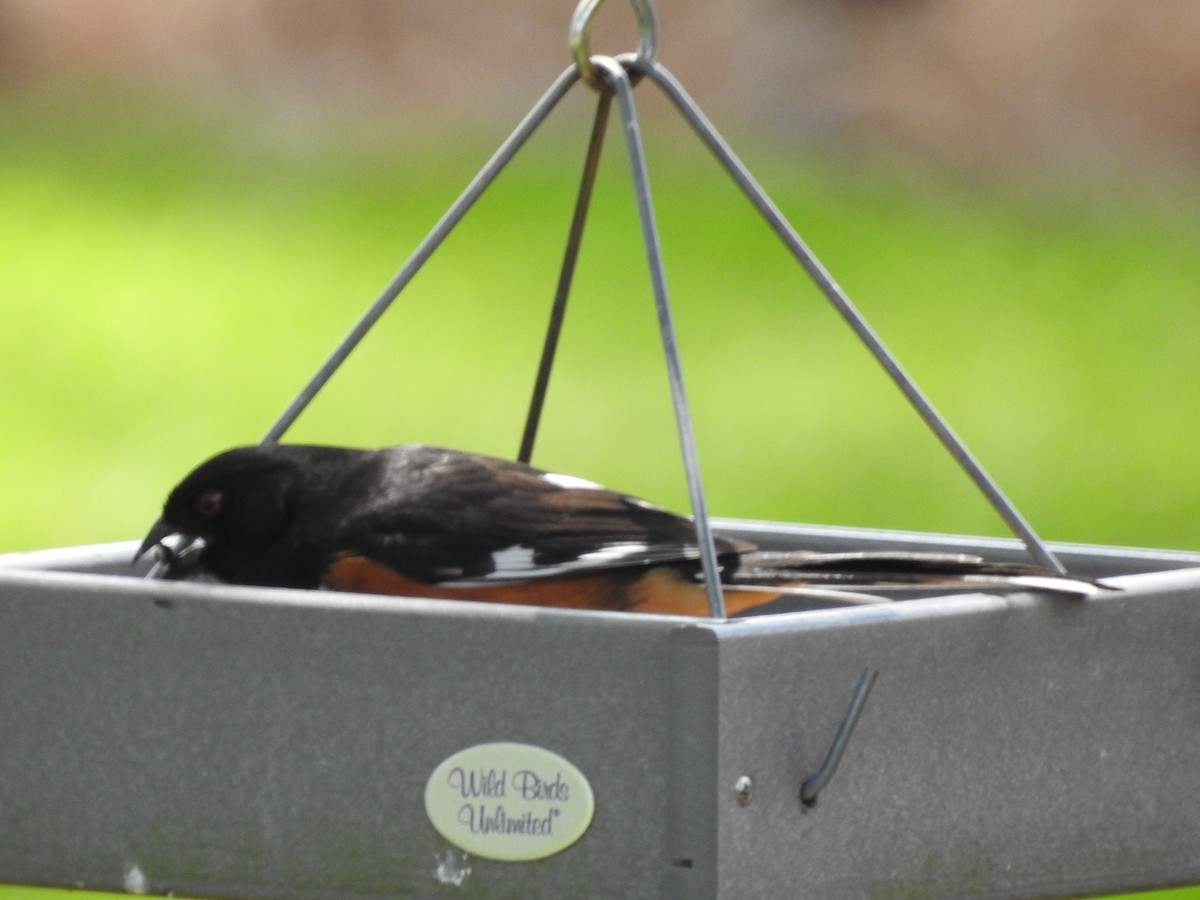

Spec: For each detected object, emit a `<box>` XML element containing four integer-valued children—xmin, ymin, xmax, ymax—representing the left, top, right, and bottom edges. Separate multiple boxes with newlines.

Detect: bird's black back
<box><xmin>153</xmin><ymin>443</ymin><xmax>745</xmax><ymax>590</ymax></box>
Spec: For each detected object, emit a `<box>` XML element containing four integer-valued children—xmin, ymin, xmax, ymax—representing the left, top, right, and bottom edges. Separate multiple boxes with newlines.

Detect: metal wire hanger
<box><xmin>152</xmin><ymin>0</ymin><xmax>1067</xmax><ymax>614</ymax></box>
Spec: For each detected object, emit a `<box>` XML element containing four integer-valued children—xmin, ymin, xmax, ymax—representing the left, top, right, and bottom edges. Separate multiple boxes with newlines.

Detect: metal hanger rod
<box><xmin>591</xmin><ymin>55</ymin><xmax>728</xmax><ymax>618</ymax></box>
<box><xmin>631</xmin><ymin>58</ymin><xmax>1066</xmax><ymax>575</ymax></box>
<box><xmin>262</xmin><ymin>66</ymin><xmax>581</xmax><ymax>444</ymax></box>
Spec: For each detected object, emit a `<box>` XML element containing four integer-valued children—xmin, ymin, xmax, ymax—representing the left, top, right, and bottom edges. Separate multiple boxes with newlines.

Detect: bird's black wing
<box><xmin>333</xmin><ymin>445</ymin><xmax>749</xmax><ymax>584</ymax></box>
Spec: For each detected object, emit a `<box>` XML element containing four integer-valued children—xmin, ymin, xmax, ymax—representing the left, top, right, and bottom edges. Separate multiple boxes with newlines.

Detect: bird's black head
<box><xmin>138</xmin><ymin>444</ymin><xmax>307</xmax><ymax>585</ymax></box>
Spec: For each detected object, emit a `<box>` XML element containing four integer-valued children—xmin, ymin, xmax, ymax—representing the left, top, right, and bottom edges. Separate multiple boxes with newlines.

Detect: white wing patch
<box><xmin>577</xmin><ymin>542</ymin><xmax>651</xmax><ymax>564</ymax></box>
<box><xmin>490</xmin><ymin>545</ymin><xmax>538</xmax><ymax>572</ymax></box>
<box><xmin>540</xmin><ymin>470</ymin><xmax>670</xmax><ymax>515</ymax></box>
<box><xmin>625</xmin><ymin>496</ymin><xmax>665</xmax><ymax>511</ymax></box>
<box><xmin>540</xmin><ymin>471</ymin><xmax>603</xmax><ymax>490</ymax></box>
<box><xmin>479</xmin><ymin>540</ymin><xmax>675</xmax><ymax>583</ymax></box>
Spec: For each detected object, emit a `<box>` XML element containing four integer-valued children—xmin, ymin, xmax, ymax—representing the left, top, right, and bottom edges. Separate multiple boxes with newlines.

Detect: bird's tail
<box><xmin>714</xmin><ymin>549</ymin><xmax>1108</xmax><ymax>617</ymax></box>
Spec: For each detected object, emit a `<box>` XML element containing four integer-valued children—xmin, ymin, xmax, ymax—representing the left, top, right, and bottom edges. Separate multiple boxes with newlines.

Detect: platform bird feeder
<box><xmin>3</xmin><ymin>2</ymin><xmax>1199</xmax><ymax>898</ymax></box>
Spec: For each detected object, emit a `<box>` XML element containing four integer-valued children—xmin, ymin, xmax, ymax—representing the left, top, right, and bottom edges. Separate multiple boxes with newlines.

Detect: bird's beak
<box><xmin>135</xmin><ymin>516</ymin><xmax>178</xmax><ymax>562</ymax></box>
<box><xmin>135</xmin><ymin>517</ymin><xmax>206</xmax><ymax>581</ymax></box>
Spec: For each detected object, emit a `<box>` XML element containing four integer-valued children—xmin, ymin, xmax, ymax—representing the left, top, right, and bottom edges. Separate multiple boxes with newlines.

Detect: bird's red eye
<box><xmin>194</xmin><ymin>490</ymin><xmax>223</xmax><ymax>519</ymax></box>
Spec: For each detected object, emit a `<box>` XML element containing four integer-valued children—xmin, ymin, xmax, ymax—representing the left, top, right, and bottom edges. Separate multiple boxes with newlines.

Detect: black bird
<box><xmin>138</xmin><ymin>443</ymin><xmax>1099</xmax><ymax>615</ymax></box>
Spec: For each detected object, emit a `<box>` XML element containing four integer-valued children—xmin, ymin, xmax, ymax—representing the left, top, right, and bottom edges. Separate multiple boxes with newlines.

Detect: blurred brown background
<box><xmin>3</xmin><ymin>0</ymin><xmax>1200</xmax><ymax>176</ymax></box>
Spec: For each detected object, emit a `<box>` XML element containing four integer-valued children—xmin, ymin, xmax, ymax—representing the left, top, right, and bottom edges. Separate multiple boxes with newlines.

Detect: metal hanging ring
<box><xmin>569</xmin><ymin>0</ymin><xmax>659</xmax><ymax>92</ymax></box>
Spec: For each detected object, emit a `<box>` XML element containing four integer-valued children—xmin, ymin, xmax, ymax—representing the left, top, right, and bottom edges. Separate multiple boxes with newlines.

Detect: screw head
<box><xmin>733</xmin><ymin>775</ymin><xmax>753</xmax><ymax>806</ymax></box>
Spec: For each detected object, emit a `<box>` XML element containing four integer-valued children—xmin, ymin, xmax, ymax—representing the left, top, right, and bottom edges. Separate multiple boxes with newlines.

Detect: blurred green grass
<box><xmin>1</xmin><ymin>89</ymin><xmax>1199</xmax><ymax>899</ymax></box>
<box><xmin>2</xmin><ymin>91</ymin><xmax>1200</xmax><ymax>555</ymax></box>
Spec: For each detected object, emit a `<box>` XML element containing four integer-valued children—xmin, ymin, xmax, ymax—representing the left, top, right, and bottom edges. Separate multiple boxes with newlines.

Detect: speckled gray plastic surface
<box><xmin>2</xmin><ymin>521</ymin><xmax>1199</xmax><ymax>899</ymax></box>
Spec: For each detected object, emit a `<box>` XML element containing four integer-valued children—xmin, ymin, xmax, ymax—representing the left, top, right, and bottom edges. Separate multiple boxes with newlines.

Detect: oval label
<box><xmin>424</xmin><ymin>742</ymin><xmax>595</xmax><ymax>862</ymax></box>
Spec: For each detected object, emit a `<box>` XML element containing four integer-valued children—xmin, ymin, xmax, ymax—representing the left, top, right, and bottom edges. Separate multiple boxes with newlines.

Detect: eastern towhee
<box><xmin>137</xmin><ymin>443</ymin><xmax>1098</xmax><ymax>615</ymax></box>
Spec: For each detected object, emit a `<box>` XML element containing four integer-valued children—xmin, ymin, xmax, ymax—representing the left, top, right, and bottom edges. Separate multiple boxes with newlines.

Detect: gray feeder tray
<box><xmin>3</xmin><ymin>520</ymin><xmax>1199</xmax><ymax>899</ymax></box>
